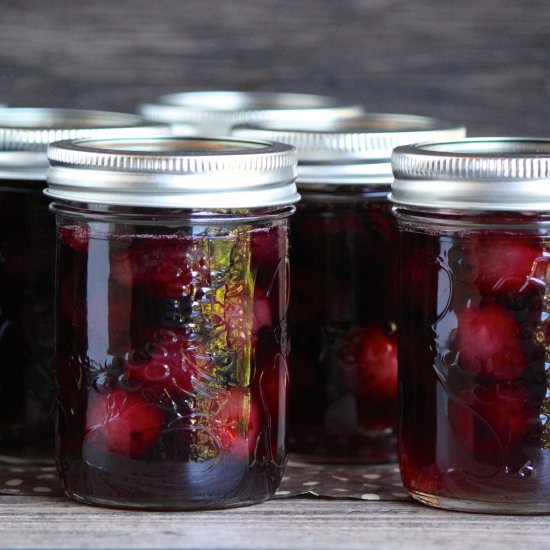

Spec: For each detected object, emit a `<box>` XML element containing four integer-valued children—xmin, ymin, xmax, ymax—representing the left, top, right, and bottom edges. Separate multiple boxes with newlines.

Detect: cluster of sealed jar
<box><xmin>0</xmin><ymin>92</ymin><xmax>366</xmax><ymax>511</ymax></box>
<box><xmin>0</xmin><ymin>108</ymin><xmax>166</xmax><ymax>461</ymax></box>
<box><xmin>12</xmin><ymin>89</ymin><xmax>547</xmax><ymax>517</ymax></box>
<box><xmin>46</xmin><ymin>136</ymin><xmax>299</xmax><ymax>509</ymax></box>
<box><xmin>391</xmin><ymin>138</ymin><xmax>550</xmax><ymax>513</ymax></box>
<box><xmin>233</xmin><ymin>116</ymin><xmax>466</xmax><ymax>462</ymax></box>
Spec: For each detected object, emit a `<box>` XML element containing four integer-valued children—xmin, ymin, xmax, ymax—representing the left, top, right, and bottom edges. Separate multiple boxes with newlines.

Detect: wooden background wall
<box><xmin>0</xmin><ymin>0</ymin><xmax>548</xmax><ymax>136</ymax></box>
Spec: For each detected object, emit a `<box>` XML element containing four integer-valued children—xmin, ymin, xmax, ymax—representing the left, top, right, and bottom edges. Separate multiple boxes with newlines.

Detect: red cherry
<box><xmin>111</xmin><ymin>237</ymin><xmax>193</xmax><ymax>291</ymax></box>
<box><xmin>251</xmin><ymin>226</ymin><xmax>285</xmax><ymax>268</ymax></box>
<box><xmin>211</xmin><ymin>388</ymin><xmax>260</xmax><ymax>459</ymax></box>
<box><xmin>475</xmin><ymin>237</ymin><xmax>541</xmax><ymax>295</ymax></box>
<box><xmin>455</xmin><ymin>305</ymin><xmax>526</xmax><ymax>380</ymax></box>
<box><xmin>85</xmin><ymin>391</ymin><xmax>163</xmax><ymax>457</ymax></box>
<box><xmin>252</xmin><ymin>289</ymin><xmax>273</xmax><ymax>334</ymax></box>
<box><xmin>150</xmin><ymin>261</ymin><xmax>193</xmax><ymax>297</ymax></box>
<box><xmin>354</xmin><ymin>325</ymin><xmax>398</xmax><ymax>402</ymax></box>
<box><xmin>124</xmin><ymin>333</ymin><xmax>195</xmax><ymax>396</ymax></box>
<box><xmin>448</xmin><ymin>383</ymin><xmax>536</xmax><ymax>457</ymax></box>
<box><xmin>59</xmin><ymin>225</ymin><xmax>89</xmax><ymax>253</ymax></box>
<box><xmin>111</xmin><ymin>247</ymin><xmax>157</xmax><ymax>288</ymax></box>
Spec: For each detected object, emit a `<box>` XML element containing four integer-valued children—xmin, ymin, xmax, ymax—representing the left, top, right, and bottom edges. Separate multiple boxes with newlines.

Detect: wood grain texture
<box><xmin>0</xmin><ymin>496</ymin><xmax>549</xmax><ymax>550</ymax></box>
<box><xmin>0</xmin><ymin>0</ymin><xmax>548</xmax><ymax>135</ymax></box>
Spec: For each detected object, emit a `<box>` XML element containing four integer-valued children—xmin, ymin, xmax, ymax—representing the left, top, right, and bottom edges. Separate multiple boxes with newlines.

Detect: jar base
<box><xmin>59</xmin><ymin>456</ymin><xmax>284</xmax><ymax>511</ymax></box>
<box><xmin>410</xmin><ymin>490</ymin><xmax>550</xmax><ymax>515</ymax></box>
<box><xmin>64</xmin><ymin>489</ymin><xmax>272</xmax><ymax>511</ymax></box>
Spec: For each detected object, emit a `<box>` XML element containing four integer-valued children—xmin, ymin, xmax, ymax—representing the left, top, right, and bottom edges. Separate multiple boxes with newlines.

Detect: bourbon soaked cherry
<box><xmin>85</xmin><ymin>390</ymin><xmax>163</xmax><ymax>458</ymax></box>
<box><xmin>454</xmin><ymin>305</ymin><xmax>527</xmax><ymax>380</ymax></box>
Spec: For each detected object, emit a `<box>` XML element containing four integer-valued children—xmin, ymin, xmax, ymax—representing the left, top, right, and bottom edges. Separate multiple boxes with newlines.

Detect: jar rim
<box><xmin>390</xmin><ymin>137</ymin><xmax>550</xmax><ymax>211</ymax></box>
<box><xmin>139</xmin><ymin>90</ymin><xmax>364</xmax><ymax>130</ymax></box>
<box><xmin>0</xmin><ymin>108</ymin><xmax>168</xmax><ymax>180</ymax></box>
<box><xmin>232</xmin><ymin>114</ymin><xmax>465</xmax><ymax>185</ymax></box>
<box><xmin>46</xmin><ymin>136</ymin><xmax>299</xmax><ymax>208</ymax></box>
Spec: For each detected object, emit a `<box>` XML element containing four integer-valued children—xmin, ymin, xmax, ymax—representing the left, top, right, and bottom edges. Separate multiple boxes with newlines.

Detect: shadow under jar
<box><xmin>0</xmin><ymin>108</ymin><xmax>165</xmax><ymax>462</ymax></box>
<box><xmin>46</xmin><ymin>136</ymin><xmax>299</xmax><ymax>510</ymax></box>
<box><xmin>234</xmin><ymin>115</ymin><xmax>465</xmax><ymax>463</ymax></box>
<box><xmin>391</xmin><ymin>138</ymin><xmax>550</xmax><ymax>514</ymax></box>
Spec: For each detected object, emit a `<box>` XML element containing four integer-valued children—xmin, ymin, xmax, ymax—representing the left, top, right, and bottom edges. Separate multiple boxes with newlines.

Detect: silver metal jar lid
<box><xmin>46</xmin><ymin>136</ymin><xmax>299</xmax><ymax>209</ymax></box>
<box><xmin>232</xmin><ymin>114</ymin><xmax>466</xmax><ymax>185</ymax></box>
<box><xmin>139</xmin><ymin>91</ymin><xmax>364</xmax><ymax>134</ymax></box>
<box><xmin>390</xmin><ymin>138</ymin><xmax>550</xmax><ymax>211</ymax></box>
<box><xmin>0</xmin><ymin>108</ymin><xmax>169</xmax><ymax>180</ymax></box>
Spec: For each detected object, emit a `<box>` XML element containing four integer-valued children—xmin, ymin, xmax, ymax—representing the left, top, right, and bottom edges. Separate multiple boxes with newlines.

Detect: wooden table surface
<box><xmin>1</xmin><ymin>494</ymin><xmax>549</xmax><ymax>550</ymax></box>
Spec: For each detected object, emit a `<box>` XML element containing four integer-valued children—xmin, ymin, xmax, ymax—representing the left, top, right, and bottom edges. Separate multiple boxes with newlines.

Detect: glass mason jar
<box><xmin>391</xmin><ymin>138</ymin><xmax>550</xmax><ymax>514</ymax></box>
<box><xmin>46</xmin><ymin>136</ymin><xmax>298</xmax><ymax>509</ymax></box>
<box><xmin>0</xmin><ymin>108</ymin><xmax>166</xmax><ymax>462</ymax></box>
<box><xmin>139</xmin><ymin>90</ymin><xmax>364</xmax><ymax>135</ymax></box>
<box><xmin>233</xmin><ymin>116</ymin><xmax>466</xmax><ymax>462</ymax></box>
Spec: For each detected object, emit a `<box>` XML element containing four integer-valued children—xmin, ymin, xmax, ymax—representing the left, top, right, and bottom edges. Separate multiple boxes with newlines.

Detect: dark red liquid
<box><xmin>56</xmin><ymin>217</ymin><xmax>288</xmax><ymax>509</ymax></box>
<box><xmin>288</xmin><ymin>192</ymin><xmax>399</xmax><ymax>462</ymax></box>
<box><xmin>399</xmin><ymin>217</ymin><xmax>550</xmax><ymax>508</ymax></box>
<box><xmin>0</xmin><ymin>182</ymin><xmax>55</xmax><ymax>458</ymax></box>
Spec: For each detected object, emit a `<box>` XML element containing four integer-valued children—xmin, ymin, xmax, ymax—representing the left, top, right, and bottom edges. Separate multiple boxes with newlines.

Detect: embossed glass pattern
<box><xmin>54</xmin><ymin>206</ymin><xmax>290</xmax><ymax>509</ymax></box>
<box><xmin>397</xmin><ymin>212</ymin><xmax>550</xmax><ymax>513</ymax></box>
<box><xmin>48</xmin><ymin>136</ymin><xmax>296</xmax><ymax>509</ymax></box>
<box><xmin>393</xmin><ymin>138</ymin><xmax>550</xmax><ymax>513</ymax></box>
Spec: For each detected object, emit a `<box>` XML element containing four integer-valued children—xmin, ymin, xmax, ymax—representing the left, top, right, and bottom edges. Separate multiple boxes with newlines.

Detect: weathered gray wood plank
<box><xmin>0</xmin><ymin>496</ymin><xmax>548</xmax><ymax>549</ymax></box>
<box><xmin>0</xmin><ymin>0</ymin><xmax>548</xmax><ymax>136</ymax></box>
